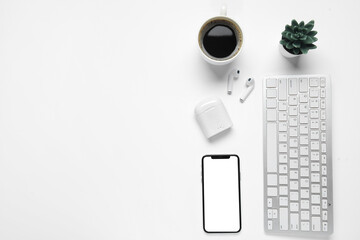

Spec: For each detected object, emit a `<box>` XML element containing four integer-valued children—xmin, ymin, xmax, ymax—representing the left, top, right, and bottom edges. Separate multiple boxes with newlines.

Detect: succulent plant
<box><xmin>280</xmin><ymin>19</ymin><xmax>318</xmax><ymax>55</ymax></box>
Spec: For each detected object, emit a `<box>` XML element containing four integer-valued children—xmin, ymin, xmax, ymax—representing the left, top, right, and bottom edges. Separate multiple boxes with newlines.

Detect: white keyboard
<box><xmin>263</xmin><ymin>75</ymin><xmax>333</xmax><ymax>235</ymax></box>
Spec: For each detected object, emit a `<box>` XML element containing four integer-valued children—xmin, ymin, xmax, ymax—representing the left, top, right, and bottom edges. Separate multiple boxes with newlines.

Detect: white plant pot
<box><xmin>279</xmin><ymin>43</ymin><xmax>300</xmax><ymax>58</ymax></box>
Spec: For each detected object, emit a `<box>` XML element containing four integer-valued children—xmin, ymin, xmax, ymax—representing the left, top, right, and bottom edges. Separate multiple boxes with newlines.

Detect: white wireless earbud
<box><xmin>227</xmin><ymin>69</ymin><xmax>240</xmax><ymax>95</ymax></box>
<box><xmin>239</xmin><ymin>78</ymin><xmax>255</xmax><ymax>102</ymax></box>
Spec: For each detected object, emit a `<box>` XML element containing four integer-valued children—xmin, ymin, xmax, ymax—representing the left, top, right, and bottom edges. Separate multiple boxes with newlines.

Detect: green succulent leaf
<box><xmin>293</xmin><ymin>41</ymin><xmax>301</xmax><ymax>48</ymax></box>
<box><xmin>304</xmin><ymin>20</ymin><xmax>315</xmax><ymax>31</ymax></box>
<box><xmin>300</xmin><ymin>46</ymin><xmax>309</xmax><ymax>54</ymax></box>
<box><xmin>308</xmin><ymin>31</ymin><xmax>318</xmax><ymax>37</ymax></box>
<box><xmin>299</xmin><ymin>21</ymin><xmax>304</xmax><ymax>27</ymax></box>
<box><xmin>300</xmin><ymin>35</ymin><xmax>307</xmax><ymax>41</ymax></box>
<box><xmin>312</xmin><ymin>37</ymin><xmax>318</xmax><ymax>42</ymax></box>
<box><xmin>280</xmin><ymin>39</ymin><xmax>288</xmax><ymax>46</ymax></box>
<box><xmin>285</xmin><ymin>25</ymin><xmax>293</xmax><ymax>33</ymax></box>
<box><xmin>286</xmin><ymin>42</ymin><xmax>294</xmax><ymax>49</ymax></box>
<box><xmin>293</xmin><ymin>48</ymin><xmax>300</xmax><ymax>54</ymax></box>
<box><xmin>291</xmin><ymin>19</ymin><xmax>299</xmax><ymax>26</ymax></box>
<box><xmin>307</xmin><ymin>44</ymin><xmax>317</xmax><ymax>49</ymax></box>
<box><xmin>304</xmin><ymin>36</ymin><xmax>314</xmax><ymax>44</ymax></box>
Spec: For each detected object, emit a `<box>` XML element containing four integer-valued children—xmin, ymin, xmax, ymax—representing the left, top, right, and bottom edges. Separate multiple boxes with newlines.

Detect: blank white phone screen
<box><xmin>203</xmin><ymin>156</ymin><xmax>240</xmax><ymax>232</ymax></box>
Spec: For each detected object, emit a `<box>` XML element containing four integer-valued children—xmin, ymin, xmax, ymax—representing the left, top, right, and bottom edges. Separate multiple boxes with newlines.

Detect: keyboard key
<box><xmin>278</xmin><ymin>101</ymin><xmax>287</xmax><ymax>111</ymax></box>
<box><xmin>311</xmin><ymin>205</ymin><xmax>320</xmax><ymax>215</ymax></box>
<box><xmin>300</xmin><ymin>178</ymin><xmax>309</xmax><ymax>188</ymax></box>
<box><xmin>299</xmin><ymin>78</ymin><xmax>308</xmax><ymax>92</ymax></box>
<box><xmin>267</xmin><ymin>174</ymin><xmax>278</xmax><ymax>186</ymax></box>
<box><xmin>289</xmin><ymin>78</ymin><xmax>298</xmax><ymax>95</ymax></box>
<box><xmin>289</xmin><ymin>159</ymin><xmax>298</xmax><ymax>169</ymax></box>
<box><xmin>310</xmin><ymin>88</ymin><xmax>319</xmax><ymax>98</ymax></box>
<box><xmin>311</xmin><ymin>173</ymin><xmax>320</xmax><ymax>183</ymax></box>
<box><xmin>267</xmin><ymin>220</ymin><xmax>273</xmax><ymax>230</ymax></box>
<box><xmin>278</xmin><ymin>78</ymin><xmax>287</xmax><ymax>100</ymax></box>
<box><xmin>311</xmin><ymin>141</ymin><xmax>319</xmax><ymax>150</ymax></box>
<box><xmin>290</xmin><ymin>170</ymin><xmax>298</xmax><ymax>179</ymax></box>
<box><xmin>267</xmin><ymin>198</ymin><xmax>273</xmax><ymax>207</ymax></box>
<box><xmin>267</xmin><ymin>109</ymin><xmax>277</xmax><ymax>121</ymax></box>
<box><xmin>290</xmin><ymin>202</ymin><xmax>299</xmax><ymax>212</ymax></box>
<box><xmin>290</xmin><ymin>191</ymin><xmax>299</xmax><ymax>201</ymax></box>
<box><xmin>279</xmin><ymin>154</ymin><xmax>288</xmax><ymax>163</ymax></box>
<box><xmin>322</xmin><ymin>166</ymin><xmax>327</xmax><ymax>175</ymax></box>
<box><xmin>289</xmin><ymin>138</ymin><xmax>298</xmax><ymax>147</ymax></box>
<box><xmin>310</xmin><ymin>120</ymin><xmax>319</xmax><ymax>129</ymax></box>
<box><xmin>320</xmin><ymin>88</ymin><xmax>326</xmax><ymax>98</ymax></box>
<box><xmin>299</xmin><ymin>104</ymin><xmax>308</xmax><ymax>113</ymax></box>
<box><xmin>268</xmin><ymin>209</ymin><xmax>273</xmax><ymax>218</ymax></box>
<box><xmin>321</xmin><ymin>110</ymin><xmax>326</xmax><ymax>120</ymax></box>
<box><xmin>311</xmin><ymin>194</ymin><xmax>320</xmax><ymax>204</ymax></box>
<box><xmin>267</xmin><ymin>187</ymin><xmax>278</xmax><ymax>196</ymax></box>
<box><xmin>279</xmin><ymin>112</ymin><xmax>287</xmax><ymax>121</ymax></box>
<box><xmin>310</xmin><ymin>130</ymin><xmax>319</xmax><ymax>140</ymax></box>
<box><xmin>267</xmin><ymin>89</ymin><xmax>277</xmax><ymax>98</ymax></box>
<box><xmin>300</xmin><ymin>125</ymin><xmax>309</xmax><ymax>134</ymax></box>
<box><xmin>323</xmin><ymin>222</ymin><xmax>328</xmax><ymax>232</ymax></box>
<box><xmin>300</xmin><ymin>146</ymin><xmax>308</xmax><ymax>156</ymax></box>
<box><xmin>322</xmin><ymin>177</ymin><xmax>327</xmax><ymax>187</ymax></box>
<box><xmin>279</xmin><ymin>197</ymin><xmax>288</xmax><ymax>206</ymax></box>
<box><xmin>322</xmin><ymin>199</ymin><xmax>328</xmax><ymax>209</ymax></box>
<box><xmin>301</xmin><ymin>210</ymin><xmax>310</xmax><ymax>220</ymax></box>
<box><xmin>289</xmin><ymin>148</ymin><xmax>298</xmax><ymax>158</ymax></box>
<box><xmin>300</xmin><ymin>189</ymin><xmax>309</xmax><ymax>198</ymax></box>
<box><xmin>267</xmin><ymin>99</ymin><xmax>277</xmax><ymax>108</ymax></box>
<box><xmin>311</xmin><ymin>152</ymin><xmax>320</xmax><ymax>161</ymax></box>
<box><xmin>311</xmin><ymin>162</ymin><xmax>320</xmax><ymax>172</ymax></box>
<box><xmin>279</xmin><ymin>165</ymin><xmax>288</xmax><ymax>174</ymax></box>
<box><xmin>289</xmin><ymin>96</ymin><xmax>298</xmax><ymax>105</ymax></box>
<box><xmin>290</xmin><ymin>181</ymin><xmax>298</xmax><ymax>190</ymax></box>
<box><xmin>310</xmin><ymin>109</ymin><xmax>319</xmax><ymax>119</ymax></box>
<box><xmin>279</xmin><ymin>133</ymin><xmax>287</xmax><ymax>142</ymax></box>
<box><xmin>280</xmin><ymin>208</ymin><xmax>289</xmax><ymax>230</ymax></box>
<box><xmin>301</xmin><ymin>200</ymin><xmax>310</xmax><ymax>209</ymax></box>
<box><xmin>299</xmin><ymin>93</ymin><xmax>308</xmax><ymax>102</ymax></box>
<box><xmin>300</xmin><ymin>114</ymin><xmax>308</xmax><ymax>124</ymax></box>
<box><xmin>289</xmin><ymin>127</ymin><xmax>298</xmax><ymax>137</ymax></box>
<box><xmin>266</xmin><ymin>123</ymin><xmax>277</xmax><ymax>173</ymax></box>
<box><xmin>310</xmin><ymin>99</ymin><xmax>319</xmax><ymax>108</ymax></box>
<box><xmin>301</xmin><ymin>221</ymin><xmax>310</xmax><ymax>231</ymax></box>
<box><xmin>278</xmin><ymin>122</ymin><xmax>287</xmax><ymax>132</ymax></box>
<box><xmin>279</xmin><ymin>186</ymin><xmax>288</xmax><ymax>195</ymax></box>
<box><xmin>320</xmin><ymin>77</ymin><xmax>326</xmax><ymax>87</ymax></box>
<box><xmin>279</xmin><ymin>143</ymin><xmax>287</xmax><ymax>153</ymax></box>
<box><xmin>320</xmin><ymin>99</ymin><xmax>326</xmax><ymax>109</ymax></box>
<box><xmin>322</xmin><ymin>188</ymin><xmax>328</xmax><ymax>198</ymax></box>
<box><xmin>289</xmin><ymin>107</ymin><xmax>298</xmax><ymax>116</ymax></box>
<box><xmin>290</xmin><ymin>213</ymin><xmax>299</xmax><ymax>230</ymax></box>
<box><xmin>311</xmin><ymin>185</ymin><xmax>321</xmax><ymax>194</ymax></box>
<box><xmin>266</xmin><ymin>78</ymin><xmax>277</xmax><ymax>87</ymax></box>
<box><xmin>273</xmin><ymin>209</ymin><xmax>278</xmax><ymax>219</ymax></box>
<box><xmin>300</xmin><ymin>157</ymin><xmax>309</xmax><ymax>166</ymax></box>
<box><xmin>300</xmin><ymin>168</ymin><xmax>309</xmax><ymax>177</ymax></box>
<box><xmin>312</xmin><ymin>217</ymin><xmax>321</xmax><ymax>231</ymax></box>
<box><xmin>322</xmin><ymin>210</ymin><xmax>328</xmax><ymax>221</ymax></box>
<box><xmin>279</xmin><ymin>175</ymin><xmax>288</xmax><ymax>185</ymax></box>
<box><xmin>310</xmin><ymin>77</ymin><xmax>319</xmax><ymax>87</ymax></box>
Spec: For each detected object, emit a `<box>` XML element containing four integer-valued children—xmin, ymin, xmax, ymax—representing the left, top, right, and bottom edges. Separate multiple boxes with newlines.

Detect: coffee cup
<box><xmin>198</xmin><ymin>6</ymin><xmax>243</xmax><ymax>65</ymax></box>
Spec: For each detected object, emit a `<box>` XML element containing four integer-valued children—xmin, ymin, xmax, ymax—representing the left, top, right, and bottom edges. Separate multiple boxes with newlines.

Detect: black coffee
<box><xmin>203</xmin><ymin>24</ymin><xmax>237</xmax><ymax>58</ymax></box>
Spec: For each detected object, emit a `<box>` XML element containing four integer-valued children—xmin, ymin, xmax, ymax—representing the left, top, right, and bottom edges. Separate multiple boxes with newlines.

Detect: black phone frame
<box><xmin>201</xmin><ymin>154</ymin><xmax>242</xmax><ymax>233</ymax></box>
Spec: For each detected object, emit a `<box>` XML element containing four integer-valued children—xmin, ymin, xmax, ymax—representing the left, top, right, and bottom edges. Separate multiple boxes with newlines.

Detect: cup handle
<box><xmin>220</xmin><ymin>5</ymin><xmax>227</xmax><ymax>16</ymax></box>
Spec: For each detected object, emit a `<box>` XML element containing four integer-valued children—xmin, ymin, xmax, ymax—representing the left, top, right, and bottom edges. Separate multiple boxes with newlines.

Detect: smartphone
<box><xmin>202</xmin><ymin>155</ymin><xmax>241</xmax><ymax>233</ymax></box>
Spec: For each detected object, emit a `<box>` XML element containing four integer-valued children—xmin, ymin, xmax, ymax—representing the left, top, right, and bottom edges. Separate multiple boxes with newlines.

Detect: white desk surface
<box><xmin>1</xmin><ymin>0</ymin><xmax>360</xmax><ymax>239</ymax></box>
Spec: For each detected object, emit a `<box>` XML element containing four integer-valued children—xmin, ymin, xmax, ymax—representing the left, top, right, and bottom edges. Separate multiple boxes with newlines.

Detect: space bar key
<box><xmin>266</xmin><ymin>122</ymin><xmax>277</xmax><ymax>173</ymax></box>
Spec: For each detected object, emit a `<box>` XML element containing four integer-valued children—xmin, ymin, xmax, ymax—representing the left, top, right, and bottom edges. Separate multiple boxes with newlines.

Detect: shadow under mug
<box><xmin>198</xmin><ymin>6</ymin><xmax>243</xmax><ymax>65</ymax></box>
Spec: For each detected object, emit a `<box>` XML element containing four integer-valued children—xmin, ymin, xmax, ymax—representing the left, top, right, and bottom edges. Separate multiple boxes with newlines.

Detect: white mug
<box><xmin>198</xmin><ymin>6</ymin><xmax>244</xmax><ymax>65</ymax></box>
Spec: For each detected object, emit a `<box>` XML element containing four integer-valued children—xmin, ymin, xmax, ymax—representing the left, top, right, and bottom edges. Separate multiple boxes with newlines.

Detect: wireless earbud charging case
<box><xmin>195</xmin><ymin>98</ymin><xmax>233</xmax><ymax>139</ymax></box>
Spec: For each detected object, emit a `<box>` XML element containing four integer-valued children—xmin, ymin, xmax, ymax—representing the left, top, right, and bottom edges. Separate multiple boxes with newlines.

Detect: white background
<box><xmin>0</xmin><ymin>0</ymin><xmax>360</xmax><ymax>239</ymax></box>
